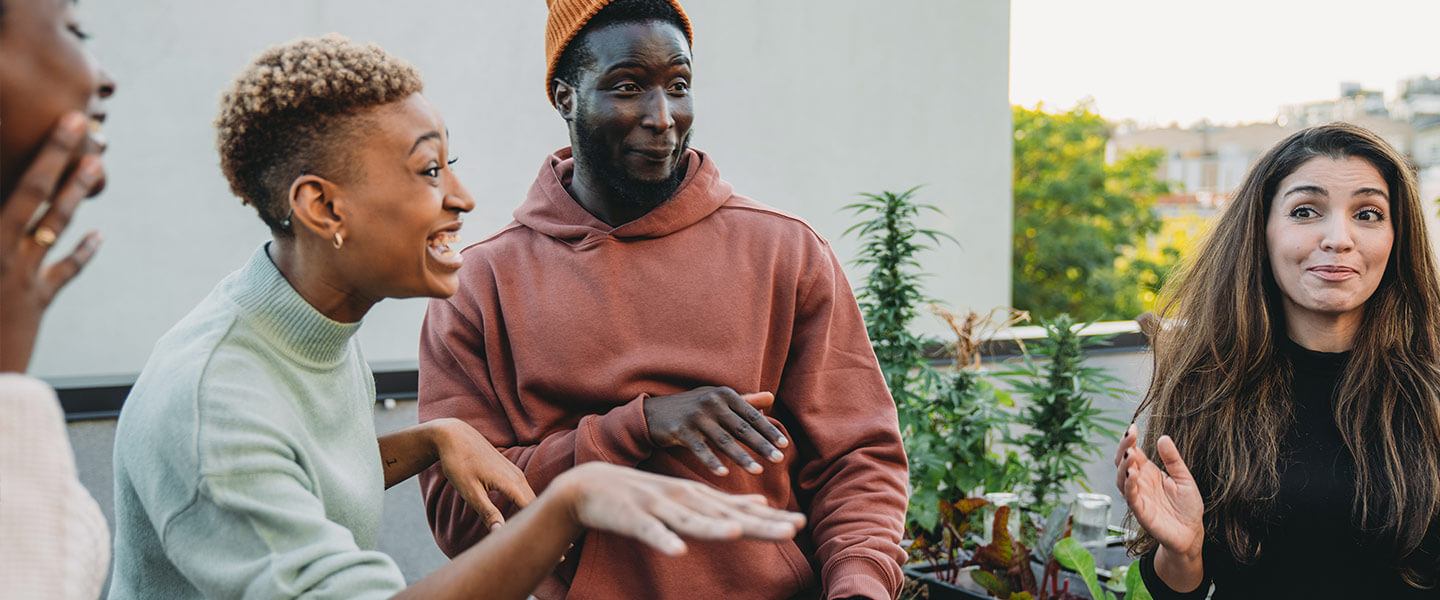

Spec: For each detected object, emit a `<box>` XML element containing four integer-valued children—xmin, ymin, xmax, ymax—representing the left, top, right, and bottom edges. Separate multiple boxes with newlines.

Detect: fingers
<box><xmin>650</xmin><ymin>488</ymin><xmax>801</xmax><ymax>542</ymax></box>
<box><xmin>716</xmin><ymin>409</ymin><xmax>783</xmax><ymax>464</ymax></box>
<box><xmin>697</xmin><ymin>419</ymin><xmax>763</xmax><ymax>474</ymax></box>
<box><xmin>492</xmin><ymin>466</ymin><xmax>538</xmax><ymax>510</ymax></box>
<box><xmin>733</xmin><ymin>392</ymin><xmax>788</xmax><ymax>449</ymax></box>
<box><xmin>1114</xmin><ymin>423</ymin><xmax>1138</xmax><ymax>467</ymax></box>
<box><xmin>1115</xmin><ymin>423</ymin><xmax>1138</xmax><ymax>492</ymax></box>
<box><xmin>676</xmin><ymin>428</ymin><xmax>729</xmax><ymax>476</ymax></box>
<box><xmin>41</xmin><ymin>231</ymin><xmax>102</xmax><ymax>292</ymax></box>
<box><xmin>457</xmin><ymin>481</ymin><xmax>507</xmax><ymax>531</ymax></box>
<box><xmin>1</xmin><ymin>113</ymin><xmax>89</xmax><ymax>246</ymax></box>
<box><xmin>741</xmin><ymin>391</ymin><xmax>774</xmax><ymax>412</ymax></box>
<box><xmin>626</xmin><ymin>513</ymin><xmax>689</xmax><ymax>556</ymax></box>
<box><xmin>1156</xmin><ymin>435</ymin><xmax>1194</xmax><ymax>483</ymax></box>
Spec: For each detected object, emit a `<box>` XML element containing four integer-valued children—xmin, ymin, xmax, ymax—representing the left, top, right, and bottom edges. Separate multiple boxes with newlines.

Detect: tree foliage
<box><xmin>1012</xmin><ymin>103</ymin><xmax>1172</xmax><ymax>321</ymax></box>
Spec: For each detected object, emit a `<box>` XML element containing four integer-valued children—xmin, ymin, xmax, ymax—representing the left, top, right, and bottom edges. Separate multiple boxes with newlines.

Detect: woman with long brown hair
<box><xmin>1115</xmin><ymin>122</ymin><xmax>1440</xmax><ymax>598</ymax></box>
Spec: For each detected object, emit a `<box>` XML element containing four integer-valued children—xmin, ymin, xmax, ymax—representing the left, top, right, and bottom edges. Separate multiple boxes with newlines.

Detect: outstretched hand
<box><xmin>1</xmin><ymin>112</ymin><xmax>104</xmax><ymax>373</ymax></box>
<box><xmin>644</xmin><ymin>386</ymin><xmax>789</xmax><ymax>476</ymax></box>
<box><xmin>554</xmin><ymin>462</ymin><xmax>806</xmax><ymax>556</ymax></box>
<box><xmin>1115</xmin><ymin>424</ymin><xmax>1205</xmax><ymax>560</ymax></box>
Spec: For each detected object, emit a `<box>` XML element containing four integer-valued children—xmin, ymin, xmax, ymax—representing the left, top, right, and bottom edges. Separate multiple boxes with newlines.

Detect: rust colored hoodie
<box><xmin>418</xmin><ymin>148</ymin><xmax>908</xmax><ymax>600</ymax></box>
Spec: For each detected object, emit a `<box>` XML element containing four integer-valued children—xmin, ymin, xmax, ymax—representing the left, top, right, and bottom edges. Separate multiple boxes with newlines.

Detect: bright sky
<box><xmin>1010</xmin><ymin>0</ymin><xmax>1440</xmax><ymax>127</ymax></box>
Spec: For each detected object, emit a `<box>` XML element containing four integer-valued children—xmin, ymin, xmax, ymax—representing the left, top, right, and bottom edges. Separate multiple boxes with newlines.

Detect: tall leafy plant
<box><xmin>1003</xmin><ymin>315</ymin><xmax>1128</xmax><ymax>512</ymax></box>
<box><xmin>845</xmin><ymin>189</ymin><xmax>1022</xmax><ymax>533</ymax></box>
<box><xmin>845</xmin><ymin>186</ymin><xmax>944</xmax><ymax>397</ymax></box>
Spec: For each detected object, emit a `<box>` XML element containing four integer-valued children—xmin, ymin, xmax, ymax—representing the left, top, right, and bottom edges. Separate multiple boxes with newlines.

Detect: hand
<box><xmin>643</xmin><ymin>386</ymin><xmax>789</xmax><ymax>476</ymax></box>
<box><xmin>553</xmin><ymin>462</ymin><xmax>806</xmax><ymax>556</ymax></box>
<box><xmin>432</xmin><ymin>418</ymin><xmax>538</xmax><ymax>531</ymax></box>
<box><xmin>1</xmin><ymin>112</ymin><xmax>104</xmax><ymax>373</ymax></box>
<box><xmin>1115</xmin><ymin>424</ymin><xmax>1205</xmax><ymax>561</ymax></box>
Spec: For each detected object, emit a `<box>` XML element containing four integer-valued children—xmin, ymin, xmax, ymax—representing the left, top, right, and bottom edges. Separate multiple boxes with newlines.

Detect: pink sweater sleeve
<box><xmin>785</xmin><ymin>248</ymin><xmax>910</xmax><ymax>600</ymax></box>
<box><xmin>416</xmin><ymin>297</ymin><xmax>654</xmax><ymax>557</ymax></box>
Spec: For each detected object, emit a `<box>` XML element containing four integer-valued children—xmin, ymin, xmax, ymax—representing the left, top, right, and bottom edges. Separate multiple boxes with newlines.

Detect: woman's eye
<box><xmin>1290</xmin><ymin>206</ymin><xmax>1318</xmax><ymax>219</ymax></box>
<box><xmin>1356</xmin><ymin>208</ymin><xmax>1385</xmax><ymax>222</ymax></box>
<box><xmin>68</xmin><ymin>24</ymin><xmax>91</xmax><ymax>41</ymax></box>
<box><xmin>422</xmin><ymin>165</ymin><xmax>441</xmax><ymax>178</ymax></box>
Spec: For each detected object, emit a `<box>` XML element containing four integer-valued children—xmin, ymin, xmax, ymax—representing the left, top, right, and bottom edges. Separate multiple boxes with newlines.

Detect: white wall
<box><xmin>33</xmin><ymin>0</ymin><xmax>1012</xmax><ymax>380</ymax></box>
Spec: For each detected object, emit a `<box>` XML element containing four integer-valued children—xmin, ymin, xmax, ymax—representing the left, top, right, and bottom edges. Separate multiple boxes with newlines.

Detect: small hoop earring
<box><xmin>332</xmin><ymin>232</ymin><xmax>344</xmax><ymax>249</ymax></box>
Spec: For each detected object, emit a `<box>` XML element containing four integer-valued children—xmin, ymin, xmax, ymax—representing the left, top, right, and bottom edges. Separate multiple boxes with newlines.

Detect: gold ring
<box><xmin>32</xmin><ymin>226</ymin><xmax>58</xmax><ymax>248</ymax></box>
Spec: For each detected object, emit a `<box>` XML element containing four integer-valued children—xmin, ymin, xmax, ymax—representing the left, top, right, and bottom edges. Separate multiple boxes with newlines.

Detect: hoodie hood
<box><xmin>514</xmin><ymin>147</ymin><xmax>734</xmax><ymax>244</ymax></box>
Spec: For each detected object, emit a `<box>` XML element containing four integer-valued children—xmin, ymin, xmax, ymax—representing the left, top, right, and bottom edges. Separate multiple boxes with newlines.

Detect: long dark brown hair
<box><xmin>1131</xmin><ymin>122</ymin><xmax>1440</xmax><ymax>586</ymax></box>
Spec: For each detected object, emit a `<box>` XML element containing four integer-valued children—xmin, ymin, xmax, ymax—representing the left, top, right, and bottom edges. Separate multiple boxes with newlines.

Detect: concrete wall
<box><xmin>32</xmin><ymin>0</ymin><xmax>1012</xmax><ymax>381</ymax></box>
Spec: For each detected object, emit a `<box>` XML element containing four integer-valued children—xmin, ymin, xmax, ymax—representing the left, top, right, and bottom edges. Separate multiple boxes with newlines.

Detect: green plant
<box><xmin>1052</xmin><ymin>537</ymin><xmax>1152</xmax><ymax>600</ymax></box>
<box><xmin>906</xmin><ymin>307</ymin><xmax>1031</xmax><ymax>529</ymax></box>
<box><xmin>845</xmin><ymin>186</ymin><xmax>948</xmax><ymax>396</ymax></box>
<box><xmin>1002</xmin><ymin>315</ymin><xmax>1128</xmax><ymax>513</ymax></box>
<box><xmin>963</xmin><ymin>505</ymin><xmax>1040</xmax><ymax>599</ymax></box>
<box><xmin>845</xmin><ymin>189</ymin><xmax>1024</xmax><ymax>535</ymax></box>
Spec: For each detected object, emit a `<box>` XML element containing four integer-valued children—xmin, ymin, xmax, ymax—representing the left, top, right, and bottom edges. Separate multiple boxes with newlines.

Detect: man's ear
<box><xmin>287</xmin><ymin>173</ymin><xmax>343</xmax><ymax>239</ymax></box>
<box><xmin>552</xmin><ymin>78</ymin><xmax>577</xmax><ymax>122</ymax></box>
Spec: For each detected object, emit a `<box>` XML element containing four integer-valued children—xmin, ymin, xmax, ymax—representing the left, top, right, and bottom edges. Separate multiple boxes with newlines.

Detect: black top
<box><xmin>1140</xmin><ymin>339</ymin><xmax>1438</xmax><ymax>599</ymax></box>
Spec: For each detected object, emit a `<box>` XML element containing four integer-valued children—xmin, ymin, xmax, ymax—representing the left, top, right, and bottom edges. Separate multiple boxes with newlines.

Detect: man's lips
<box><xmin>1307</xmin><ymin>265</ymin><xmax>1359</xmax><ymax>281</ymax></box>
<box><xmin>627</xmin><ymin>147</ymin><xmax>675</xmax><ymax>161</ymax></box>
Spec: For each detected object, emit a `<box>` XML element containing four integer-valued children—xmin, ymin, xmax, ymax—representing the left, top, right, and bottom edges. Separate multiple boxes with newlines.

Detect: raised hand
<box><xmin>0</xmin><ymin>112</ymin><xmax>104</xmax><ymax>373</ymax></box>
<box><xmin>1115</xmin><ymin>423</ymin><xmax>1206</xmax><ymax>590</ymax></box>
<box><xmin>643</xmin><ymin>386</ymin><xmax>789</xmax><ymax>476</ymax></box>
<box><xmin>554</xmin><ymin>462</ymin><xmax>806</xmax><ymax>556</ymax></box>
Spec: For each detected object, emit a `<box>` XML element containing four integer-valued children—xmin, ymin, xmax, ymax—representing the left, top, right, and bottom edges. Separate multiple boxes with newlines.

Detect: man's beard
<box><xmin>574</xmin><ymin>112</ymin><xmax>692</xmax><ymax>215</ymax></box>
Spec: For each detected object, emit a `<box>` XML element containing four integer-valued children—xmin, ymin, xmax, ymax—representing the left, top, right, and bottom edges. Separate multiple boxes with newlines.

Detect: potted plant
<box><xmin>844</xmin><ymin>189</ymin><xmax>1022</xmax><ymax>535</ymax></box>
<box><xmin>1001</xmin><ymin>315</ymin><xmax>1129</xmax><ymax>514</ymax></box>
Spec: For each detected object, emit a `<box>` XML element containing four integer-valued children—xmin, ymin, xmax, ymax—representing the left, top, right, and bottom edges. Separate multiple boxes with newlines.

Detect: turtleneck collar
<box><xmin>514</xmin><ymin>147</ymin><xmax>734</xmax><ymax>245</ymax></box>
<box><xmin>1280</xmin><ymin>335</ymin><xmax>1351</xmax><ymax>375</ymax></box>
<box><xmin>226</xmin><ymin>244</ymin><xmax>362</xmax><ymax>368</ymax></box>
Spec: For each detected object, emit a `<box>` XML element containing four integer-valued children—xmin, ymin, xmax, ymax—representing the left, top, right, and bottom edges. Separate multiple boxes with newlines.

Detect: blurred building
<box><xmin>1110</xmin><ymin>75</ymin><xmax>1440</xmax><ymax>259</ymax></box>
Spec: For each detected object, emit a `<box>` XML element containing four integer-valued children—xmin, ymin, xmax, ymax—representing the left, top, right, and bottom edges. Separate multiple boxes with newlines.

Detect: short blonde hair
<box><xmin>215</xmin><ymin>34</ymin><xmax>423</xmax><ymax>235</ymax></box>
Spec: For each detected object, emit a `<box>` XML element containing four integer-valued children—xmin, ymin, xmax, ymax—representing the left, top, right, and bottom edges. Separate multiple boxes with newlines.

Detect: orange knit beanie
<box><xmin>544</xmin><ymin>0</ymin><xmax>693</xmax><ymax>100</ymax></box>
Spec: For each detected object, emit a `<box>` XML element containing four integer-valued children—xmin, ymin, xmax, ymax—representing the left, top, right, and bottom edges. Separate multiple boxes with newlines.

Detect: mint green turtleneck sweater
<box><xmin>110</xmin><ymin>245</ymin><xmax>406</xmax><ymax>599</ymax></box>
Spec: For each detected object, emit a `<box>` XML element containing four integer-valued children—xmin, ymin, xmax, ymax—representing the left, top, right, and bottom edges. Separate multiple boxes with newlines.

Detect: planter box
<box><xmin>902</xmin><ymin>563</ymin><xmax>993</xmax><ymax>600</ymax></box>
<box><xmin>903</xmin><ymin>540</ymin><xmax>1136</xmax><ymax>600</ymax></box>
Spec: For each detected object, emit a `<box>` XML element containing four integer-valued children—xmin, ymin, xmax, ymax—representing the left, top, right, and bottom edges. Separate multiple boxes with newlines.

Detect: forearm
<box><xmin>378</xmin><ymin>419</ymin><xmax>450</xmax><ymax>489</ymax></box>
<box><xmin>396</xmin><ymin>476</ymin><xmax>583</xmax><ymax>600</ymax></box>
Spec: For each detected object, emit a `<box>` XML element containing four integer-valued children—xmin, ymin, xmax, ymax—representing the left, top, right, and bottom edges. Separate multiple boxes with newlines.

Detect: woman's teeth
<box><xmin>87</xmin><ymin>118</ymin><xmax>107</xmax><ymax>150</ymax></box>
<box><xmin>429</xmin><ymin>231</ymin><xmax>461</xmax><ymax>257</ymax></box>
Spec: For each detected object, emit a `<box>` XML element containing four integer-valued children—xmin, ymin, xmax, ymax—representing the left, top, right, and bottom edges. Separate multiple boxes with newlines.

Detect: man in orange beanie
<box><xmin>417</xmin><ymin>1</ymin><xmax>909</xmax><ymax>598</ymax></box>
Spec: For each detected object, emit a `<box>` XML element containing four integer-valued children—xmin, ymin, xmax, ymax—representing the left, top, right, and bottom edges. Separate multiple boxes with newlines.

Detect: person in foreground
<box><xmin>417</xmin><ymin>1</ymin><xmax>908</xmax><ymax>598</ymax></box>
<box><xmin>0</xmin><ymin>0</ymin><xmax>115</xmax><ymax>597</ymax></box>
<box><xmin>109</xmin><ymin>34</ymin><xmax>804</xmax><ymax>600</ymax></box>
<box><xmin>1116</xmin><ymin>122</ymin><xmax>1440</xmax><ymax>598</ymax></box>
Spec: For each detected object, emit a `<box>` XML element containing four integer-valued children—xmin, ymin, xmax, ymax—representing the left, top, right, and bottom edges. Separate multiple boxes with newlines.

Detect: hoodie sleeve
<box><xmin>416</xmin><ymin>296</ymin><xmax>655</xmax><ymax>557</ymax></box>
<box><xmin>782</xmin><ymin>244</ymin><xmax>910</xmax><ymax>600</ymax></box>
